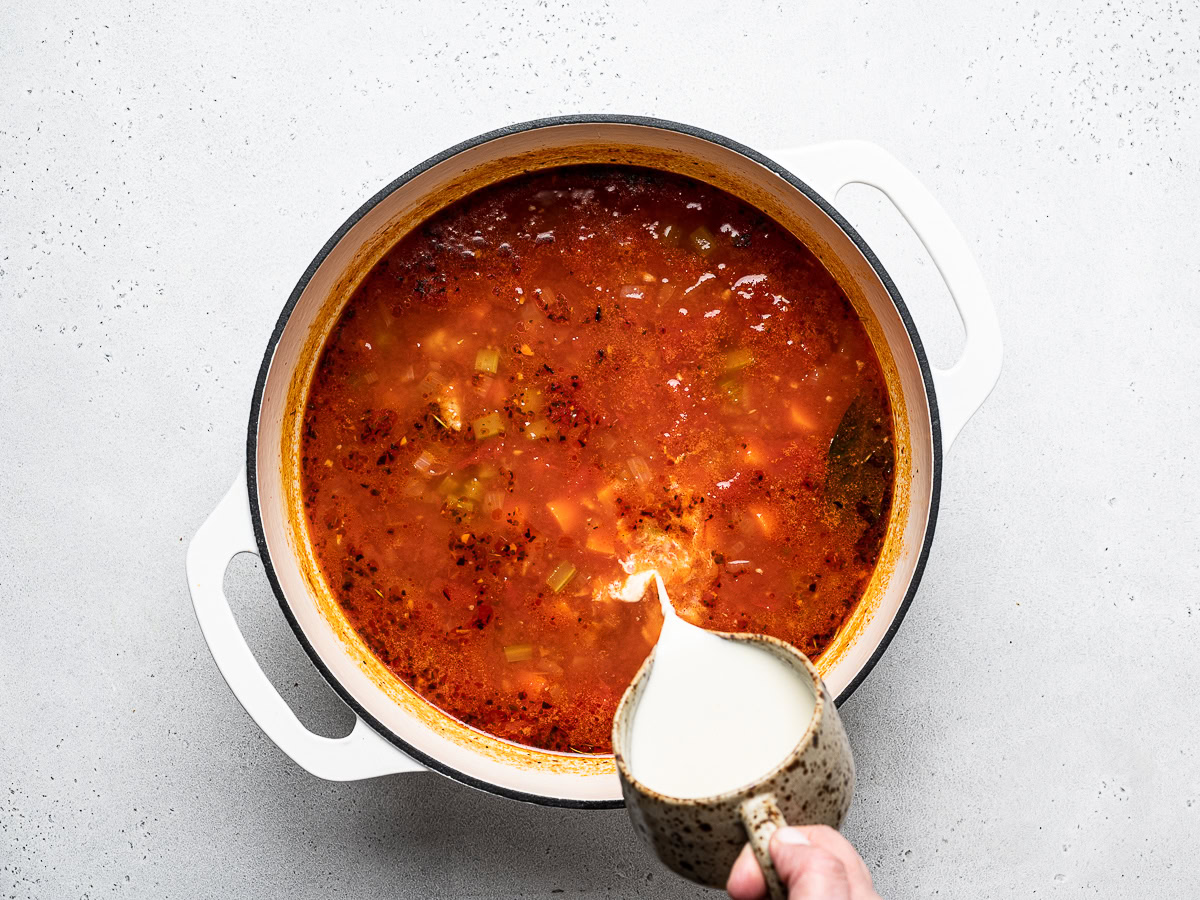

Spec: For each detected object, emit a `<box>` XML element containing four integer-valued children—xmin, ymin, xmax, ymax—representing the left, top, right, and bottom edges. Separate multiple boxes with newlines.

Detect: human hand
<box><xmin>726</xmin><ymin>825</ymin><xmax>882</xmax><ymax>900</ymax></box>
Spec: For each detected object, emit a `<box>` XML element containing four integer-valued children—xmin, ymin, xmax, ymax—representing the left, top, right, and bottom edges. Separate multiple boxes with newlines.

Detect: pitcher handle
<box><xmin>739</xmin><ymin>793</ymin><xmax>789</xmax><ymax>900</ymax></box>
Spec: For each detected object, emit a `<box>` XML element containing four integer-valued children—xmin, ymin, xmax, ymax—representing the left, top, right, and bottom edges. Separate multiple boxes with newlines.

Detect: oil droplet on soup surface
<box><xmin>626</xmin><ymin>575</ymin><xmax>816</xmax><ymax>800</ymax></box>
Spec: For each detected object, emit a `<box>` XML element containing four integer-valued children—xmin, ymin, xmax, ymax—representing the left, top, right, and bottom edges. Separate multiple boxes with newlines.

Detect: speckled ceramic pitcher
<box><xmin>612</xmin><ymin>633</ymin><xmax>854</xmax><ymax>899</ymax></box>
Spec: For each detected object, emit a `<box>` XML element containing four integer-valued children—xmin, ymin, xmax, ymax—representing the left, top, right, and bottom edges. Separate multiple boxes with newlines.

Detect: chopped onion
<box><xmin>417</xmin><ymin>371</ymin><xmax>447</xmax><ymax>398</ymax></box>
<box><xmin>627</xmin><ymin>455</ymin><xmax>653</xmax><ymax>485</ymax></box>
<box><xmin>437</xmin><ymin>395</ymin><xmax>463</xmax><ymax>431</ymax></box>
<box><xmin>472</xmin><ymin>411</ymin><xmax>505</xmax><ymax>441</ymax></box>
<box><xmin>413</xmin><ymin>450</ymin><xmax>439</xmax><ymax>477</ymax></box>
<box><xmin>660</xmin><ymin>223</ymin><xmax>685</xmax><ymax>247</ymax></box>
<box><xmin>689</xmin><ymin>226</ymin><xmax>716</xmax><ymax>255</ymax></box>
<box><xmin>483</xmin><ymin>490</ymin><xmax>506</xmax><ymax>514</ymax></box>
<box><xmin>474</xmin><ymin>373</ymin><xmax>496</xmax><ymax>397</ymax></box>
<box><xmin>474</xmin><ymin>347</ymin><xmax>500</xmax><ymax>374</ymax></box>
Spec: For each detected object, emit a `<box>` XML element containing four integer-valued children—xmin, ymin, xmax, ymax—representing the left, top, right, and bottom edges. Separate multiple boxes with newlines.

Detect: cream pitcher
<box><xmin>613</xmin><ymin>575</ymin><xmax>854</xmax><ymax>899</ymax></box>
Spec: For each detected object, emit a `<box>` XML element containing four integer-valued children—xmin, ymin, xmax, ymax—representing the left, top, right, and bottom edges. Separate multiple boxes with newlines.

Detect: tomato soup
<box><xmin>300</xmin><ymin>166</ymin><xmax>894</xmax><ymax>754</ymax></box>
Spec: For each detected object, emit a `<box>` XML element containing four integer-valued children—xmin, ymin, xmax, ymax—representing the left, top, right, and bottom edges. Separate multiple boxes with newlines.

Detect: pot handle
<box><xmin>186</xmin><ymin>469</ymin><xmax>424</xmax><ymax>781</ymax></box>
<box><xmin>768</xmin><ymin>141</ymin><xmax>1002</xmax><ymax>448</ymax></box>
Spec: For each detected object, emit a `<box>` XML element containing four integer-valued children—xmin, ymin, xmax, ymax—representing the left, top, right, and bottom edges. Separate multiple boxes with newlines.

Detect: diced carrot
<box><xmin>586</xmin><ymin>531</ymin><xmax>616</xmax><ymax>556</ymax></box>
<box><xmin>546</xmin><ymin>500</ymin><xmax>578</xmax><ymax>533</ymax></box>
<box><xmin>790</xmin><ymin>403</ymin><xmax>818</xmax><ymax>432</ymax></box>
<box><xmin>519</xmin><ymin>672</ymin><xmax>549</xmax><ymax>695</ymax></box>
<box><xmin>749</xmin><ymin>505</ymin><xmax>777</xmax><ymax>537</ymax></box>
<box><xmin>595</xmin><ymin>482</ymin><xmax>619</xmax><ymax>508</ymax></box>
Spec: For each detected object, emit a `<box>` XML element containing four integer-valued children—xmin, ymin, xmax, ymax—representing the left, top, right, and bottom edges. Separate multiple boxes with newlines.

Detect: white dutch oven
<box><xmin>186</xmin><ymin>116</ymin><xmax>1001</xmax><ymax>808</ymax></box>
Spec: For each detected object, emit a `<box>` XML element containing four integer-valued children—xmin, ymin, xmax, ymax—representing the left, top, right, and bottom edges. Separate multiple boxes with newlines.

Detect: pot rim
<box><xmin>245</xmin><ymin>113</ymin><xmax>943</xmax><ymax>808</ymax></box>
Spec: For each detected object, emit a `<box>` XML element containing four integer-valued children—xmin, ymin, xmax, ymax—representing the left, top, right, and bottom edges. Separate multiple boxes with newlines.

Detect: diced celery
<box><xmin>472</xmin><ymin>410</ymin><xmax>505</xmax><ymax>441</ymax></box>
<box><xmin>474</xmin><ymin>347</ymin><xmax>500</xmax><ymax>374</ymax></box>
<box><xmin>546</xmin><ymin>561</ymin><xmax>577</xmax><ymax>593</ymax></box>
<box><xmin>524</xmin><ymin>418</ymin><xmax>556</xmax><ymax>440</ymax></box>
<box><xmin>445</xmin><ymin>497</ymin><xmax>475</xmax><ymax>519</ymax></box>
<box><xmin>718</xmin><ymin>375</ymin><xmax>746</xmax><ymax>406</ymax></box>
<box><xmin>516</xmin><ymin>387</ymin><xmax>544</xmax><ymax>413</ymax></box>
<box><xmin>504</xmin><ymin>644</ymin><xmax>534</xmax><ymax>663</ymax></box>
<box><xmin>460</xmin><ymin>477</ymin><xmax>486</xmax><ymax>501</ymax></box>
<box><xmin>723</xmin><ymin>348</ymin><xmax>755</xmax><ymax>372</ymax></box>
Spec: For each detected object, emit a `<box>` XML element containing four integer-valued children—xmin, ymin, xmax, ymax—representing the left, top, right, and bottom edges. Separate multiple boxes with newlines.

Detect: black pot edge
<box><xmin>244</xmin><ymin>113</ymin><xmax>943</xmax><ymax>810</ymax></box>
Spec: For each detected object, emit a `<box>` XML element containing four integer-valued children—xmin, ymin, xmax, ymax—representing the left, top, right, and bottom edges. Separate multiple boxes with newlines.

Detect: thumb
<box><xmin>770</xmin><ymin>827</ymin><xmax>853</xmax><ymax>900</ymax></box>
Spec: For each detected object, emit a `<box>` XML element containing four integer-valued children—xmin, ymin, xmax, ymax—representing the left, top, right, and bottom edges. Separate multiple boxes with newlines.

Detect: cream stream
<box><xmin>626</xmin><ymin>574</ymin><xmax>816</xmax><ymax>800</ymax></box>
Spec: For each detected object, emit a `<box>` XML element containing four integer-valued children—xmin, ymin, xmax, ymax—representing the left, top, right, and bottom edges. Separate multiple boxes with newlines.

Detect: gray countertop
<box><xmin>3</xmin><ymin>1</ymin><xmax>1198</xmax><ymax>897</ymax></box>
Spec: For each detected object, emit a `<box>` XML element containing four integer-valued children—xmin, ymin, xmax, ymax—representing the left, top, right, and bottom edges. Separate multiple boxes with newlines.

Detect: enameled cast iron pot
<box><xmin>187</xmin><ymin>115</ymin><xmax>1001</xmax><ymax>808</ymax></box>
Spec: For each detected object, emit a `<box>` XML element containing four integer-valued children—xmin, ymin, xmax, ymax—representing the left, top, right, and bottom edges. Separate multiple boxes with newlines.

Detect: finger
<box><xmin>778</xmin><ymin>826</ymin><xmax>877</xmax><ymax>895</ymax></box>
<box><xmin>767</xmin><ymin>835</ymin><xmax>852</xmax><ymax>900</ymax></box>
<box><xmin>726</xmin><ymin>843</ymin><xmax>767</xmax><ymax>900</ymax></box>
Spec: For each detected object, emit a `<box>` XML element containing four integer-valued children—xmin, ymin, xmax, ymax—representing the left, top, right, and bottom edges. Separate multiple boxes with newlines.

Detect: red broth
<box><xmin>301</xmin><ymin>166</ymin><xmax>894</xmax><ymax>754</ymax></box>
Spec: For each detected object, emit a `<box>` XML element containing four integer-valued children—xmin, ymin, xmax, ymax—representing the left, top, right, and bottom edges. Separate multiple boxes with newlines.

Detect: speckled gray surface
<box><xmin>3</xmin><ymin>1</ymin><xmax>1198</xmax><ymax>897</ymax></box>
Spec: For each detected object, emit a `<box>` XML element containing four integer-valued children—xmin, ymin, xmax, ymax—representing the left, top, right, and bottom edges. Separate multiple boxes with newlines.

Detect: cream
<box><xmin>626</xmin><ymin>574</ymin><xmax>816</xmax><ymax>800</ymax></box>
